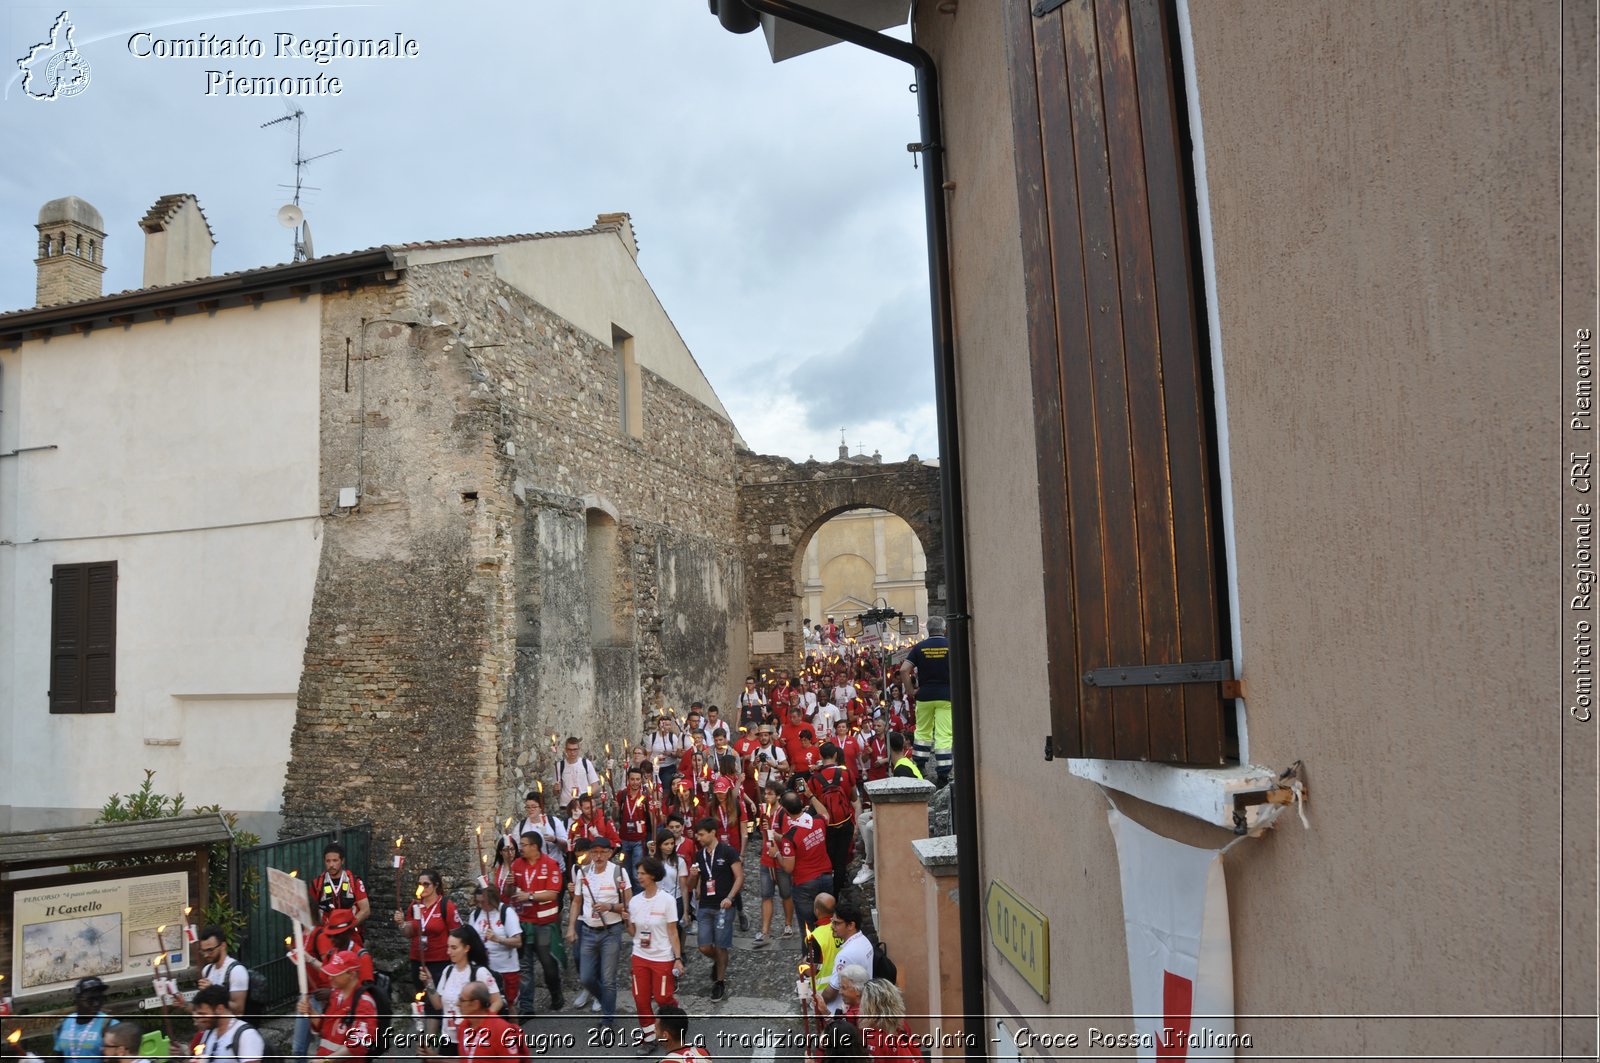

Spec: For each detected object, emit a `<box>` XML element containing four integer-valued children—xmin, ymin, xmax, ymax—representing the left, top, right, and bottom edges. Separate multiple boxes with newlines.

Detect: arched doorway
<box><xmin>795</xmin><ymin>507</ymin><xmax>929</xmax><ymax>641</ymax></box>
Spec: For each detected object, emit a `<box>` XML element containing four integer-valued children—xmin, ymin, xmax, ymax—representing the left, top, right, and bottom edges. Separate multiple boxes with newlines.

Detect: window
<box><xmin>1006</xmin><ymin>0</ymin><xmax>1229</xmax><ymax>764</ymax></box>
<box><xmin>50</xmin><ymin>561</ymin><xmax>117</xmax><ymax>713</ymax></box>
<box><xmin>613</xmin><ymin>325</ymin><xmax>643</xmax><ymax>439</ymax></box>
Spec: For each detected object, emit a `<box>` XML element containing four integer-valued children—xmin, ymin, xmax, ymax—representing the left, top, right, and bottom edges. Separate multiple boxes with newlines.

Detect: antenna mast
<box><xmin>261</xmin><ymin>107</ymin><xmax>341</xmax><ymax>262</ymax></box>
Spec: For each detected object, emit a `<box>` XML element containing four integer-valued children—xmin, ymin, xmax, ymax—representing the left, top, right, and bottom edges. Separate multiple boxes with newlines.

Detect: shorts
<box><xmin>695</xmin><ymin>906</ymin><xmax>735</xmax><ymax>950</ymax></box>
<box><xmin>914</xmin><ymin>699</ymin><xmax>952</xmax><ymax>751</ymax></box>
<box><xmin>759</xmin><ymin>865</ymin><xmax>792</xmax><ymax>901</ymax></box>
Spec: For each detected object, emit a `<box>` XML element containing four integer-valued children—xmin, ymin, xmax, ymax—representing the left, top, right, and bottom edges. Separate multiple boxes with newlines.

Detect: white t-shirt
<box><xmin>469</xmin><ymin>906</ymin><xmax>523</xmax><ymax>974</ymax></box>
<box><xmin>814</xmin><ymin>702</ymin><xmax>843</xmax><ymax>733</ymax></box>
<box><xmin>753</xmin><ymin>743</ymin><xmax>788</xmax><ymax>786</ymax></box>
<box><xmin>627</xmin><ymin>890</ymin><xmax>679</xmax><ymax>963</ymax></box>
<box><xmin>573</xmin><ymin>863</ymin><xmax>628</xmax><ymax>926</ymax></box>
<box><xmin>832</xmin><ymin>683</ymin><xmax>856</xmax><ymax>708</ymax></box>
<box><xmin>202</xmin><ymin>958</ymin><xmax>250</xmax><ymax>998</ymax></box>
<box><xmin>829</xmin><ymin>932</ymin><xmax>876</xmax><ymax>1014</ymax></box>
<box><xmin>434</xmin><ymin>963</ymin><xmax>500</xmax><ymax>1043</ymax></box>
<box><xmin>202</xmin><ymin>1020</ymin><xmax>264</xmax><ymax>1062</ymax></box>
<box><xmin>658</xmin><ymin>854</ymin><xmax>688</xmax><ymax>900</ymax></box>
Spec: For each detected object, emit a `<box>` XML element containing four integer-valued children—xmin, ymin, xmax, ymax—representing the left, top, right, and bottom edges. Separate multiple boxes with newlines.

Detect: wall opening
<box><xmin>612</xmin><ymin>325</ymin><xmax>643</xmax><ymax>440</ymax></box>
<box><xmin>586</xmin><ymin>508</ymin><xmax>625</xmax><ymax>646</ymax></box>
<box><xmin>796</xmin><ymin>507</ymin><xmax>928</xmax><ymax>639</ymax></box>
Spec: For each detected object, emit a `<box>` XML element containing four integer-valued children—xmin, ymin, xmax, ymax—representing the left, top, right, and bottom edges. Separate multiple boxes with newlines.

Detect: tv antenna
<box><xmin>261</xmin><ymin>106</ymin><xmax>340</xmax><ymax>261</ymax></box>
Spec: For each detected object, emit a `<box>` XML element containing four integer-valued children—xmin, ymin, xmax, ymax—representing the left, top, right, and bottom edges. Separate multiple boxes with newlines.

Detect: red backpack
<box><xmin>815</xmin><ymin>764</ymin><xmax>854</xmax><ymax>825</ymax></box>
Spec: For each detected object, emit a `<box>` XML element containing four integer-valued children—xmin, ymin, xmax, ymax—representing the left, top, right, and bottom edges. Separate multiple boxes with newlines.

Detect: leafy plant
<box><xmin>83</xmin><ymin>769</ymin><xmax>261</xmax><ymax>950</ymax></box>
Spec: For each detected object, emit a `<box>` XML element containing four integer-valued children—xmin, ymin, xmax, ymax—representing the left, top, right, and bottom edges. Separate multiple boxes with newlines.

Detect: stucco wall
<box><xmin>918</xmin><ymin>0</ymin><xmax>1576</xmax><ymax>1056</ymax></box>
<box><xmin>0</xmin><ymin>297</ymin><xmax>322</xmax><ymax>836</ymax></box>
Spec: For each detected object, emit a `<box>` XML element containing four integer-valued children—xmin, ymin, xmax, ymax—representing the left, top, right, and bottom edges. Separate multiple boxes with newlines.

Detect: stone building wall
<box><xmin>284</xmin><ymin>255</ymin><xmax>745</xmax><ymax>913</ymax></box>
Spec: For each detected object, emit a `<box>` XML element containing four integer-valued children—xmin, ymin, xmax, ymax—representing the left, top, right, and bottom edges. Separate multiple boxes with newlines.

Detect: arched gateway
<box><xmin>737</xmin><ymin>451</ymin><xmax>943</xmax><ymax>672</ymax></box>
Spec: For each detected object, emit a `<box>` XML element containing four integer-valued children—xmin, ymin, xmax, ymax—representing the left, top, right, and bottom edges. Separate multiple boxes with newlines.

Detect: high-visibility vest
<box><xmin>892</xmin><ymin>756</ymin><xmax>924</xmax><ymax>780</ymax></box>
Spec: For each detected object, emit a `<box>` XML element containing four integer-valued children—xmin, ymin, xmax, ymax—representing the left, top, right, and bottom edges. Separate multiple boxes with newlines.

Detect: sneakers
<box><xmin>752</xmin><ymin>932</ymin><xmax>767</xmax><ymax>948</ymax></box>
<box><xmin>710</xmin><ymin>980</ymin><xmax>726</xmax><ymax>1002</ymax></box>
<box><xmin>853</xmin><ymin>865</ymin><xmax>875</xmax><ymax>885</ymax></box>
<box><xmin>573</xmin><ymin>988</ymin><xmax>592</xmax><ymax>1009</ymax></box>
<box><xmin>781</xmin><ymin>924</ymin><xmax>795</xmax><ymax>939</ymax></box>
<box><xmin>590</xmin><ymin>1000</ymin><xmax>602</xmax><ymax>1014</ymax></box>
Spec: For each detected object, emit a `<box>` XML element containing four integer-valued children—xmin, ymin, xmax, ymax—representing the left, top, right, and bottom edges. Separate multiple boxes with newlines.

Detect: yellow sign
<box><xmin>985</xmin><ymin>879</ymin><xmax>1049</xmax><ymax>1001</ymax></box>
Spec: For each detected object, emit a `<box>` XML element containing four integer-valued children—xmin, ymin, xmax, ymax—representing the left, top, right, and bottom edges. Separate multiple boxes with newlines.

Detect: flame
<box><xmin>605</xmin><ymin>743</ymin><xmax>611</xmax><ymax>756</ymax></box>
<box><xmin>184</xmin><ymin>906</ymin><xmax>193</xmax><ymax>917</ymax></box>
<box><xmin>285</xmin><ymin>936</ymin><xmax>293</xmax><ymax>947</ymax></box>
<box><xmin>7</xmin><ymin>1030</ymin><xmax>21</xmax><ymax>1045</ymax></box>
<box><xmin>158</xmin><ymin>924</ymin><xmax>167</xmax><ymax>935</ymax></box>
<box><xmin>194</xmin><ymin>1044</ymin><xmax>205</xmax><ymax>1056</ymax></box>
<box><xmin>289</xmin><ymin>869</ymin><xmax>299</xmax><ymax>878</ymax></box>
<box><xmin>475</xmin><ymin>825</ymin><xmax>482</xmax><ymax>836</ymax></box>
<box><xmin>536</xmin><ymin>781</ymin><xmax>544</xmax><ymax>795</ymax></box>
<box><xmin>416</xmin><ymin>992</ymin><xmax>425</xmax><ymax>1002</ymax></box>
<box><xmin>480</xmin><ymin>854</ymin><xmax>487</xmax><ymax>865</ymax></box>
<box><xmin>415</xmin><ymin>885</ymin><xmax>424</xmax><ymax>899</ymax></box>
<box><xmin>504</xmin><ymin>816</ymin><xmax>512</xmax><ymax>829</ymax></box>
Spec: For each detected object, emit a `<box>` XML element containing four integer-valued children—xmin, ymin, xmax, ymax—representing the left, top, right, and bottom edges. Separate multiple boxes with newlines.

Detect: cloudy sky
<box><xmin>0</xmin><ymin>0</ymin><xmax>936</xmax><ymax>463</ymax></box>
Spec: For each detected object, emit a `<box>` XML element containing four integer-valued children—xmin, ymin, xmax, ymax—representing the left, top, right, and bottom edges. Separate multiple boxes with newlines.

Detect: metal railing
<box><xmin>228</xmin><ymin>823</ymin><xmax>371</xmax><ymax>1012</ymax></box>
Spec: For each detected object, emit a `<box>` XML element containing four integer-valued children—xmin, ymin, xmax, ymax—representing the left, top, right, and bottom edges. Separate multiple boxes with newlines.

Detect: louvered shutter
<box><xmin>49</xmin><ymin>561</ymin><xmax>116</xmax><ymax>714</ymax></box>
<box><xmin>1006</xmin><ymin>0</ymin><xmax>1228</xmax><ymax>764</ymax></box>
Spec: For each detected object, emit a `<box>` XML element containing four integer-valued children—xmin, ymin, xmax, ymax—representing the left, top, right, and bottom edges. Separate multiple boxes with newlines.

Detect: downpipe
<box><xmin>716</xmin><ymin>2</ymin><xmax>986</xmax><ymax>1057</ymax></box>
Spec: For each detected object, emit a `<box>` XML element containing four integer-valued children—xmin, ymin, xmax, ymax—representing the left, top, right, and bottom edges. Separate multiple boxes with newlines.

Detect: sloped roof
<box><xmin>0</xmin><ymin>813</ymin><xmax>233</xmax><ymax>872</ymax></box>
<box><xmin>139</xmin><ymin>193</ymin><xmax>217</xmax><ymax>243</ymax></box>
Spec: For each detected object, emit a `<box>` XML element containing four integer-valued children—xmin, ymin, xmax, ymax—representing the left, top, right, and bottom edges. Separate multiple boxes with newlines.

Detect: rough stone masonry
<box><xmin>282</xmin><ymin>256</ymin><xmax>747</xmax><ymax>921</ymax></box>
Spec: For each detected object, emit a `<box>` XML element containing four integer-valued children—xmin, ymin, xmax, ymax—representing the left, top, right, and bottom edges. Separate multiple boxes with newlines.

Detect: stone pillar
<box><xmin>864</xmin><ymin>777</ymin><xmax>934</xmax><ymax>1032</ymax></box>
<box><xmin>912</xmin><ymin>836</ymin><xmax>963</xmax><ymax>1059</ymax></box>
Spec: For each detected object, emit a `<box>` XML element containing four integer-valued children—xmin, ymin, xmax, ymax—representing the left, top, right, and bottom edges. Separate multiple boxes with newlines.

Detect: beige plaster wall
<box><xmin>802</xmin><ymin>508</ymin><xmax>929</xmax><ymax>621</ymax></box>
<box><xmin>917</xmin><ymin>0</ymin><xmax>1578</xmax><ymax>1056</ymax></box>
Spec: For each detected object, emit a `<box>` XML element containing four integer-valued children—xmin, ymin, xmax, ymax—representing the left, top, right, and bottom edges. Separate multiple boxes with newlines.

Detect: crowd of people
<box><xmin>24</xmin><ymin>621</ymin><xmax>952</xmax><ymax>1063</ymax></box>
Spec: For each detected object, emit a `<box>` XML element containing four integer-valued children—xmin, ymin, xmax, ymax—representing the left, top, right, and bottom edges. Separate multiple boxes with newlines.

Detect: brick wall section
<box><xmin>736</xmin><ymin>452</ymin><xmax>944</xmax><ymax>674</ymax></box>
<box><xmin>285</xmin><ymin>259</ymin><xmax>745</xmax><ymax>930</ymax></box>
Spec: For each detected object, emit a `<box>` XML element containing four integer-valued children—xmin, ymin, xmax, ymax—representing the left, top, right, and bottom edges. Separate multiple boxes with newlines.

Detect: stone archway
<box><xmin>736</xmin><ymin>452</ymin><xmax>943</xmax><ymax>672</ymax></box>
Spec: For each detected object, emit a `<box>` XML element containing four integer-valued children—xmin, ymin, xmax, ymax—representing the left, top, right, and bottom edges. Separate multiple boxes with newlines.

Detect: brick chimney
<box><xmin>140</xmin><ymin>194</ymin><xmax>216</xmax><ymax>288</ymax></box>
<box><xmin>35</xmin><ymin>195</ymin><xmax>106</xmax><ymax>306</ymax></box>
<box><xmin>595</xmin><ymin>212</ymin><xmax>638</xmax><ymax>259</ymax></box>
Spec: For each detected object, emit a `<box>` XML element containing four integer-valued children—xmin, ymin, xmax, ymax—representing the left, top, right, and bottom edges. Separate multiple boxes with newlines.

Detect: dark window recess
<box><xmin>50</xmin><ymin>561</ymin><xmax>117</xmax><ymax>714</ymax></box>
<box><xmin>1005</xmin><ymin>0</ymin><xmax>1230</xmax><ymax>764</ymax></box>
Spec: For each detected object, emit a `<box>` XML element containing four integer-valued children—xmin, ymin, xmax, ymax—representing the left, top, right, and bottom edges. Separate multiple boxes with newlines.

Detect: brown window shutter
<box><xmin>1006</xmin><ymin>0</ymin><xmax>1227</xmax><ymax>765</ymax></box>
<box><xmin>50</xmin><ymin>561</ymin><xmax>117</xmax><ymax>714</ymax></box>
<box><xmin>83</xmin><ymin>561</ymin><xmax>118</xmax><ymax>713</ymax></box>
<box><xmin>50</xmin><ymin>564</ymin><xmax>84</xmax><ymax>713</ymax></box>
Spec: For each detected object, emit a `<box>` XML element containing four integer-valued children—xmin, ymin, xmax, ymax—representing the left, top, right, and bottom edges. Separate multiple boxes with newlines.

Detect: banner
<box><xmin>1108</xmin><ymin>810</ymin><xmax>1235</xmax><ymax>1060</ymax></box>
<box><xmin>11</xmin><ymin>871</ymin><xmax>192</xmax><ymax>998</ymax></box>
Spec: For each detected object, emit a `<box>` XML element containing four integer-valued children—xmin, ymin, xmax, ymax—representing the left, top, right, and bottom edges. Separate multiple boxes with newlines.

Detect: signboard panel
<box><xmin>11</xmin><ymin>871</ymin><xmax>191</xmax><ymax>999</ymax></box>
<box><xmin>266</xmin><ymin>868</ymin><xmax>313</xmax><ymax>927</ymax></box>
<box><xmin>985</xmin><ymin>878</ymin><xmax>1050</xmax><ymax>1002</ymax></box>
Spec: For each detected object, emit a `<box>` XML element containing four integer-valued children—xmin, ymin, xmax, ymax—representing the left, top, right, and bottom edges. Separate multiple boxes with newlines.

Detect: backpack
<box><xmin>871</xmin><ymin>937</ymin><xmax>898</xmax><ymax>985</ymax></box>
<box><xmin>345</xmin><ymin>978</ymin><xmax>394</xmax><ymax>1057</ymax></box>
<box><xmin>353</xmin><ymin>946</ymin><xmax>393</xmax><ymax>1002</ymax></box>
<box><xmin>204</xmin><ymin>1020</ymin><xmax>253</xmax><ymax>1061</ymax></box>
<box><xmin>220</xmin><ymin>959</ymin><xmax>266</xmax><ymax>1020</ymax></box>
<box><xmin>815</xmin><ymin>765</ymin><xmax>854</xmax><ymax>825</ymax></box>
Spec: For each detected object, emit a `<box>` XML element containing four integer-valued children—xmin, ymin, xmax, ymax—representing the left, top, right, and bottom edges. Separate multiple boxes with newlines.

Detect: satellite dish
<box><xmin>299</xmin><ymin>219</ymin><xmax>315</xmax><ymax>260</ymax></box>
<box><xmin>277</xmin><ymin>203</ymin><xmax>304</xmax><ymax>229</ymax></box>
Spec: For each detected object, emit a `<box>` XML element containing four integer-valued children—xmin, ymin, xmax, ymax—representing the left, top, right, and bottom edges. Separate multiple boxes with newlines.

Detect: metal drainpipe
<box><xmin>721</xmin><ymin>2</ymin><xmax>986</xmax><ymax>1057</ymax></box>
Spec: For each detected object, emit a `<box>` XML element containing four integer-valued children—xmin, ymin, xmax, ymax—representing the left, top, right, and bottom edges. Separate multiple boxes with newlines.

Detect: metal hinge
<box><xmin>1083</xmin><ymin>660</ymin><xmax>1233</xmax><ymax>688</ymax></box>
<box><xmin>1033</xmin><ymin>0</ymin><xmax>1072</xmax><ymax>16</ymax></box>
<box><xmin>1043</xmin><ymin>735</ymin><xmax>1055</xmax><ymax>762</ymax></box>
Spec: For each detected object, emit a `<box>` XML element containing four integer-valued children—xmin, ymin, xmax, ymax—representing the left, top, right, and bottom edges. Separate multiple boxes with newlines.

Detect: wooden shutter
<box><xmin>50</xmin><ymin>561</ymin><xmax>117</xmax><ymax>714</ymax></box>
<box><xmin>1006</xmin><ymin>0</ymin><xmax>1227</xmax><ymax>764</ymax></box>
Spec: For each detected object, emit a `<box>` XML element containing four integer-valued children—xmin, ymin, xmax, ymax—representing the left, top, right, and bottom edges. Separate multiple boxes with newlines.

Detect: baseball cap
<box><xmin>76</xmin><ymin>976</ymin><xmax>107</xmax><ymax>995</ymax></box>
<box><xmin>323</xmin><ymin>909</ymin><xmax>357</xmax><ymax>932</ymax></box>
<box><xmin>322</xmin><ymin>950</ymin><xmax>361</xmax><ymax>978</ymax></box>
<box><xmin>588</xmin><ymin>835</ymin><xmax>615</xmax><ymax>851</ymax></box>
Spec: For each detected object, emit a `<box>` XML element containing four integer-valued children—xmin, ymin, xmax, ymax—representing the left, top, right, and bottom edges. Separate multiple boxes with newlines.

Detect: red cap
<box><xmin>322</xmin><ymin>950</ymin><xmax>361</xmax><ymax>978</ymax></box>
<box><xmin>323</xmin><ymin>909</ymin><xmax>357</xmax><ymax>932</ymax></box>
